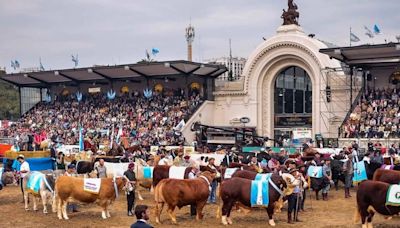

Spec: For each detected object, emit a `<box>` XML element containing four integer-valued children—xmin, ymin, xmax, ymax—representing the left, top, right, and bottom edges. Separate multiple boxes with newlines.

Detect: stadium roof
<box><xmin>320</xmin><ymin>43</ymin><xmax>400</xmax><ymax>69</ymax></box>
<box><xmin>0</xmin><ymin>60</ymin><xmax>227</xmax><ymax>88</ymax></box>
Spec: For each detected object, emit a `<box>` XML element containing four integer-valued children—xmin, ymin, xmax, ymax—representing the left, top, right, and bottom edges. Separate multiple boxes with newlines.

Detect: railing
<box><xmin>337</xmin><ymin>87</ymin><xmax>365</xmax><ymax>138</ymax></box>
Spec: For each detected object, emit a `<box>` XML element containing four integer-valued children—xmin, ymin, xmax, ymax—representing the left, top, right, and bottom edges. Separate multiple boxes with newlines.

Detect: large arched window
<box><xmin>274</xmin><ymin>66</ymin><xmax>312</xmax><ymax>115</ymax></box>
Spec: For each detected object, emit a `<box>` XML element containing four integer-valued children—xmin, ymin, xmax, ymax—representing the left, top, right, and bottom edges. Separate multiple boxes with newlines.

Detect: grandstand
<box><xmin>0</xmin><ymin>60</ymin><xmax>226</xmax><ymax>150</ymax></box>
<box><xmin>321</xmin><ymin>42</ymin><xmax>400</xmax><ymax>148</ymax></box>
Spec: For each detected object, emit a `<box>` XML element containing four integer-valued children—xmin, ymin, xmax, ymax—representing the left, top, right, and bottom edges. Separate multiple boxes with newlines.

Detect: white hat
<box><xmin>280</xmin><ymin>148</ymin><xmax>285</xmax><ymax>151</ymax></box>
<box><xmin>17</xmin><ymin>154</ymin><xmax>25</xmax><ymax>159</ymax></box>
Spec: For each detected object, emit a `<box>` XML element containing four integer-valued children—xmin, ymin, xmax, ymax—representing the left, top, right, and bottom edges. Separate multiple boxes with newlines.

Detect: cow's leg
<box><xmin>221</xmin><ymin>200</ymin><xmax>234</xmax><ymax>225</ymax></box>
<box><xmin>32</xmin><ymin>196</ymin><xmax>38</xmax><ymax>211</ymax></box>
<box><xmin>167</xmin><ymin>205</ymin><xmax>177</xmax><ymax>224</ymax></box>
<box><xmin>57</xmin><ymin>198</ymin><xmax>63</xmax><ymax>219</ymax></box>
<box><xmin>315</xmin><ymin>190</ymin><xmax>319</xmax><ymax>200</ymax></box>
<box><xmin>196</xmin><ymin>200</ymin><xmax>207</xmax><ymax>220</ymax></box>
<box><xmin>41</xmin><ymin>192</ymin><xmax>48</xmax><ymax>214</ymax></box>
<box><xmin>52</xmin><ymin>194</ymin><xmax>57</xmax><ymax>213</ymax></box>
<box><xmin>106</xmin><ymin>204</ymin><xmax>111</xmax><ymax>218</ymax></box>
<box><xmin>155</xmin><ymin>202</ymin><xmax>164</xmax><ymax>224</ymax></box>
<box><xmin>366</xmin><ymin>210</ymin><xmax>375</xmax><ymax>228</ymax></box>
<box><xmin>267</xmin><ymin>204</ymin><xmax>276</xmax><ymax>226</ymax></box>
<box><xmin>24</xmin><ymin>192</ymin><xmax>30</xmax><ymax>211</ymax></box>
<box><xmin>137</xmin><ymin>189</ymin><xmax>144</xmax><ymax>201</ymax></box>
<box><xmin>62</xmin><ymin>200</ymin><xmax>69</xmax><ymax>220</ymax></box>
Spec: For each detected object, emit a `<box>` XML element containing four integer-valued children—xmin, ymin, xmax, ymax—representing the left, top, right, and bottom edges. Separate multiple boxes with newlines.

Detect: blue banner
<box><xmin>250</xmin><ymin>180</ymin><xmax>269</xmax><ymax>207</ymax></box>
<box><xmin>353</xmin><ymin>161</ymin><xmax>367</xmax><ymax>183</ymax></box>
<box><xmin>143</xmin><ymin>167</ymin><xmax>153</xmax><ymax>179</ymax></box>
<box><xmin>255</xmin><ymin>173</ymin><xmax>272</xmax><ymax>181</ymax></box>
<box><xmin>5</xmin><ymin>158</ymin><xmax>54</xmax><ymax>171</ymax></box>
<box><xmin>307</xmin><ymin>166</ymin><xmax>323</xmax><ymax>178</ymax></box>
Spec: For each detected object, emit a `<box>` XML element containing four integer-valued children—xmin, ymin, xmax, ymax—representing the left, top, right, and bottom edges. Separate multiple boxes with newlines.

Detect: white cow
<box><xmin>23</xmin><ymin>171</ymin><xmax>56</xmax><ymax>213</ymax></box>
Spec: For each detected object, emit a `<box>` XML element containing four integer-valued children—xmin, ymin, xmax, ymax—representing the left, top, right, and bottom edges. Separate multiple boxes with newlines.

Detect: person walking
<box><xmin>124</xmin><ymin>163</ymin><xmax>137</xmax><ymax>216</ymax></box>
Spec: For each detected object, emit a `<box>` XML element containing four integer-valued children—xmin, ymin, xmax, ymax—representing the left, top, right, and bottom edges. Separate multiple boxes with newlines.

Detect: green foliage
<box><xmin>0</xmin><ymin>81</ymin><xmax>19</xmax><ymax>120</ymax></box>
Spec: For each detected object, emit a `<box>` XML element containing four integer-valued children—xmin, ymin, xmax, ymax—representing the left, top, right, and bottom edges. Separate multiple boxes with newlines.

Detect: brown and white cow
<box><xmin>23</xmin><ymin>171</ymin><xmax>56</xmax><ymax>214</ymax></box>
<box><xmin>154</xmin><ymin>171</ymin><xmax>216</xmax><ymax>224</ymax></box>
<box><xmin>55</xmin><ymin>176</ymin><xmax>126</xmax><ymax>219</ymax></box>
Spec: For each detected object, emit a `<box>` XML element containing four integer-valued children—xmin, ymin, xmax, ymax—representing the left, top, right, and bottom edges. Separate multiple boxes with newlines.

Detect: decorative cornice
<box><xmin>214</xmin><ymin>41</ymin><xmax>322</xmax><ymax>97</ymax></box>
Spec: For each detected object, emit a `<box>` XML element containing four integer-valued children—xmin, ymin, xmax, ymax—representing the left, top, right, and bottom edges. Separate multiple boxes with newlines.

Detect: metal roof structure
<box><xmin>0</xmin><ymin>60</ymin><xmax>227</xmax><ymax>88</ymax></box>
<box><xmin>320</xmin><ymin>43</ymin><xmax>400</xmax><ymax>69</ymax></box>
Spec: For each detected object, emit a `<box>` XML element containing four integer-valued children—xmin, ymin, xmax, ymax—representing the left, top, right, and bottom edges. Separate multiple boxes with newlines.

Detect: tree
<box><xmin>0</xmin><ymin>81</ymin><xmax>20</xmax><ymax>120</ymax></box>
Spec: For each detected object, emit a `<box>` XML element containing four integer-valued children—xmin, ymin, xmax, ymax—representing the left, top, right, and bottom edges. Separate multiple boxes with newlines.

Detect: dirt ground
<box><xmin>0</xmin><ymin>183</ymin><xmax>399</xmax><ymax>228</ymax></box>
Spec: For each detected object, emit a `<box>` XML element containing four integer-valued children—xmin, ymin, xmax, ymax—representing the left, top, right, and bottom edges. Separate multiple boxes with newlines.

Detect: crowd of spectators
<box><xmin>342</xmin><ymin>88</ymin><xmax>400</xmax><ymax>138</ymax></box>
<box><xmin>0</xmin><ymin>89</ymin><xmax>203</xmax><ymax>150</ymax></box>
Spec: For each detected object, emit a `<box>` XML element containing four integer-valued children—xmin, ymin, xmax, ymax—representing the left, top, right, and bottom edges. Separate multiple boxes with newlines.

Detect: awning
<box><xmin>320</xmin><ymin>43</ymin><xmax>400</xmax><ymax>69</ymax></box>
<box><xmin>0</xmin><ymin>60</ymin><xmax>227</xmax><ymax>88</ymax></box>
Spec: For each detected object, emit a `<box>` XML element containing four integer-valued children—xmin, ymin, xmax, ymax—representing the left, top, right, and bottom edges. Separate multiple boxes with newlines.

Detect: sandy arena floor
<box><xmin>0</xmin><ymin>183</ymin><xmax>399</xmax><ymax>228</ymax></box>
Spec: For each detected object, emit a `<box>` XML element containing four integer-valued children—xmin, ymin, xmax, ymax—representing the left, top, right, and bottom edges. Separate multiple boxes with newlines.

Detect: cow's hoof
<box><xmin>25</xmin><ymin>208</ymin><xmax>30</xmax><ymax>211</ymax></box>
<box><xmin>43</xmin><ymin>210</ymin><xmax>48</xmax><ymax>214</ymax></box>
<box><xmin>222</xmin><ymin>216</ymin><xmax>228</xmax><ymax>225</ymax></box>
<box><xmin>227</xmin><ymin>217</ymin><xmax>233</xmax><ymax>225</ymax></box>
<box><xmin>269</xmin><ymin>219</ymin><xmax>276</xmax><ymax>227</ymax></box>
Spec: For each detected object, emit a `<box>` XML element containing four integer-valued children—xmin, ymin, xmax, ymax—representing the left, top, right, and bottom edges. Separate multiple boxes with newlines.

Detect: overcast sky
<box><xmin>0</xmin><ymin>0</ymin><xmax>399</xmax><ymax>73</ymax></box>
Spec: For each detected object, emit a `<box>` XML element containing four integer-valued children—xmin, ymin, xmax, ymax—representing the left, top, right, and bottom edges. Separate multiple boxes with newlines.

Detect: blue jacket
<box><xmin>130</xmin><ymin>221</ymin><xmax>153</xmax><ymax>228</ymax></box>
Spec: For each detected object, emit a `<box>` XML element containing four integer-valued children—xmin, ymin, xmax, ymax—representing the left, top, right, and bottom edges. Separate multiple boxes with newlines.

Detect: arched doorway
<box><xmin>273</xmin><ymin>66</ymin><xmax>312</xmax><ymax>147</ymax></box>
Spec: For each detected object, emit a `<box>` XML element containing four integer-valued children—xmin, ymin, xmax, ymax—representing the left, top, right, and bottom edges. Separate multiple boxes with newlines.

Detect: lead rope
<box><xmin>268</xmin><ymin>178</ymin><xmax>284</xmax><ymax>197</ymax></box>
<box><xmin>42</xmin><ymin>174</ymin><xmax>54</xmax><ymax>195</ymax></box>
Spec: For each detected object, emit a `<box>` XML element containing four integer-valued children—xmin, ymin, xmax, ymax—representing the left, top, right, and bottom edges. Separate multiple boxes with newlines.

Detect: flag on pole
<box><xmin>79</xmin><ymin>127</ymin><xmax>84</xmax><ymax>151</ymax></box>
<box><xmin>39</xmin><ymin>58</ymin><xmax>45</xmax><ymax>71</ymax></box>
<box><xmin>350</xmin><ymin>32</ymin><xmax>361</xmax><ymax>42</ymax></box>
<box><xmin>174</xmin><ymin>119</ymin><xmax>186</xmax><ymax>132</ymax></box>
<box><xmin>151</xmin><ymin>48</ymin><xmax>160</xmax><ymax>56</ymax></box>
<box><xmin>109</xmin><ymin>125</ymin><xmax>115</xmax><ymax>148</ymax></box>
<box><xmin>373</xmin><ymin>24</ymin><xmax>381</xmax><ymax>35</ymax></box>
<box><xmin>116</xmin><ymin>127</ymin><xmax>123</xmax><ymax>144</ymax></box>
<box><xmin>364</xmin><ymin>26</ymin><xmax>374</xmax><ymax>38</ymax></box>
<box><xmin>71</xmin><ymin>54</ymin><xmax>79</xmax><ymax>67</ymax></box>
<box><xmin>11</xmin><ymin>60</ymin><xmax>20</xmax><ymax>70</ymax></box>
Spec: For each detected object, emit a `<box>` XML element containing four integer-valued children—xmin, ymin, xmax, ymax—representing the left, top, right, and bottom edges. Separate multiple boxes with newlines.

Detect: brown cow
<box><xmin>372</xmin><ymin>169</ymin><xmax>400</xmax><ymax>184</ymax></box>
<box><xmin>219</xmin><ymin>173</ymin><xmax>297</xmax><ymax>226</ymax></box>
<box><xmin>354</xmin><ymin>180</ymin><xmax>400</xmax><ymax>228</ymax></box>
<box><xmin>154</xmin><ymin>171</ymin><xmax>216</xmax><ymax>224</ymax></box>
<box><xmin>152</xmin><ymin>165</ymin><xmax>217</xmax><ymax>188</ymax></box>
<box><xmin>55</xmin><ymin>176</ymin><xmax>127</xmax><ymax>220</ymax></box>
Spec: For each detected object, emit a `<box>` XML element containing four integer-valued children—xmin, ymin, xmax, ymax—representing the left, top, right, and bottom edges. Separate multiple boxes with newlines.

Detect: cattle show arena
<box><xmin>1</xmin><ymin>1</ymin><xmax>400</xmax><ymax>228</ymax></box>
<box><xmin>1</xmin><ymin>185</ymin><xmax>398</xmax><ymax>228</ymax></box>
